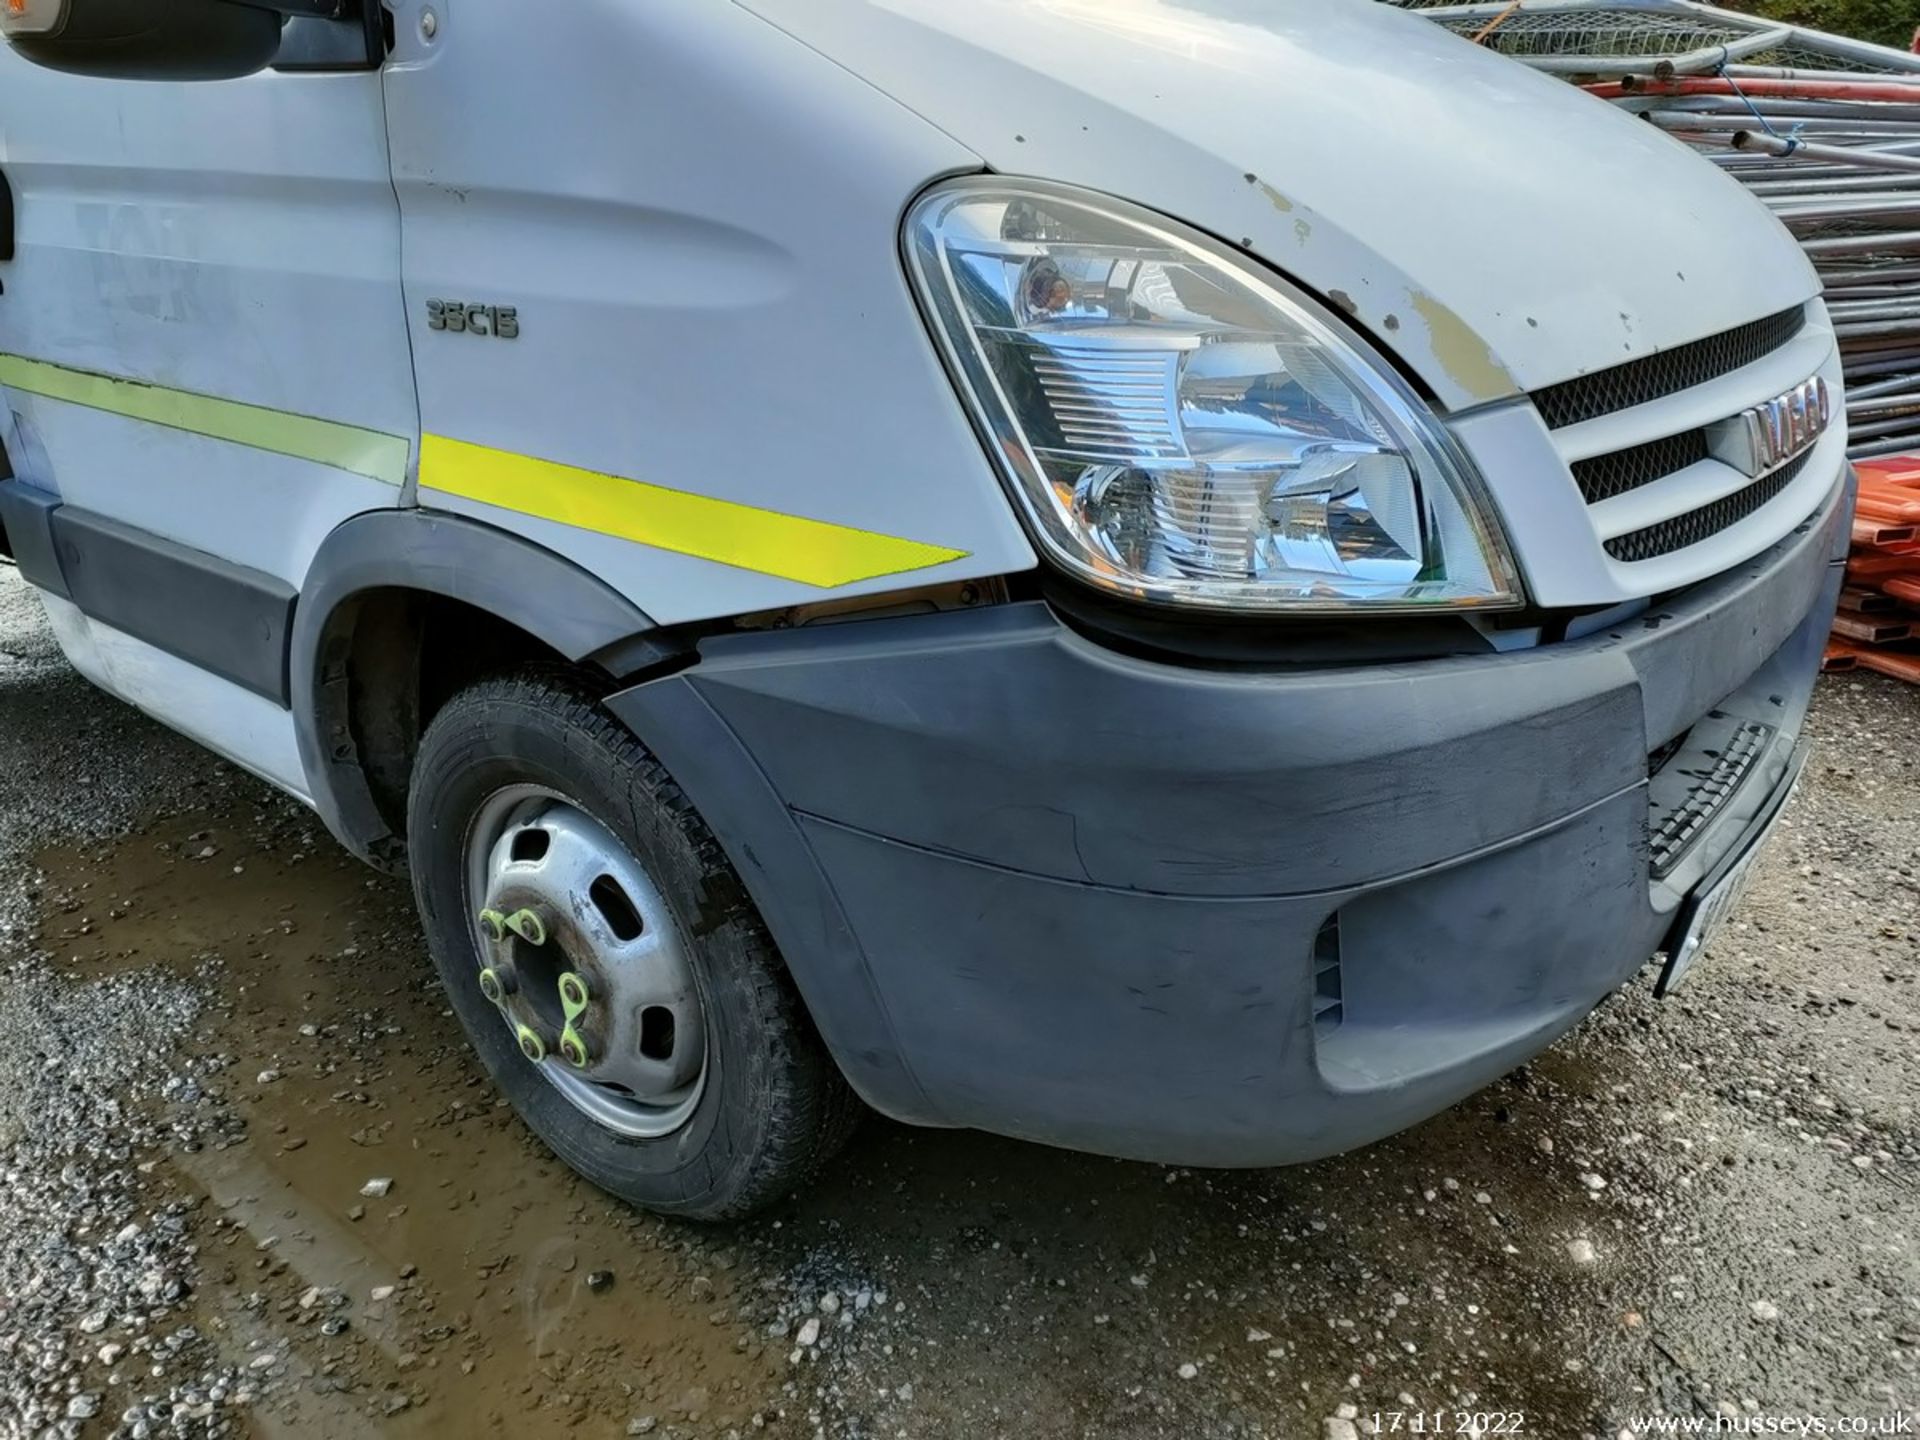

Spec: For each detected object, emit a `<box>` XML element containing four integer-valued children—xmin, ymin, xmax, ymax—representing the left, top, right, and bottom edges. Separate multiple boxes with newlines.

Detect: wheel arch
<box><xmin>293</xmin><ymin>509</ymin><xmax>936</xmax><ymax>1128</ymax></box>
<box><xmin>292</xmin><ymin>508</ymin><xmax>674</xmax><ymax>865</ymax></box>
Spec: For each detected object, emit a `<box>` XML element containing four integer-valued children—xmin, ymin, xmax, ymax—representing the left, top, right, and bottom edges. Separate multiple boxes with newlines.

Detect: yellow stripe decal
<box><xmin>0</xmin><ymin>352</ymin><xmax>409</xmax><ymax>486</ymax></box>
<box><xmin>419</xmin><ymin>433</ymin><xmax>968</xmax><ymax>589</ymax></box>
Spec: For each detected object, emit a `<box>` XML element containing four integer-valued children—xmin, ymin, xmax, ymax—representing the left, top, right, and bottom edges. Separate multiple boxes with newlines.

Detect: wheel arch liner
<box><xmin>292</xmin><ymin>507</ymin><xmax>661</xmax><ymax>860</ymax></box>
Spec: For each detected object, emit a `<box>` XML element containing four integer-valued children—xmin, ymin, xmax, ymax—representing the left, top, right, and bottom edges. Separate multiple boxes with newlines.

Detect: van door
<box><xmin>0</xmin><ymin>41</ymin><xmax>415</xmax><ymax>795</ymax></box>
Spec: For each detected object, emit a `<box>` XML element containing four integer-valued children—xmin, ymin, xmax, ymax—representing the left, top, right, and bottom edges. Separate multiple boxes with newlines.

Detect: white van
<box><xmin>0</xmin><ymin>0</ymin><xmax>1850</xmax><ymax>1219</ymax></box>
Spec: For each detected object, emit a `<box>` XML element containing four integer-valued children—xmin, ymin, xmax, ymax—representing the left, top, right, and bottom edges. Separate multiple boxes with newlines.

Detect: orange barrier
<box><xmin>1854</xmin><ymin>516</ymin><xmax>1918</xmax><ymax>547</ymax></box>
<box><xmin>1848</xmin><ymin>552</ymin><xmax>1920</xmax><ymax>584</ymax></box>
<box><xmin>1886</xmin><ymin>575</ymin><xmax>1920</xmax><ymax>606</ymax></box>
<box><xmin>1833</xmin><ymin>612</ymin><xmax>1914</xmax><ymax>644</ymax></box>
<box><xmin>1829</xmin><ymin>641</ymin><xmax>1920</xmax><ymax>685</ymax></box>
<box><xmin>1841</xmin><ymin>585</ymin><xmax>1900</xmax><ymax>613</ymax></box>
<box><xmin>1857</xmin><ymin>493</ymin><xmax>1920</xmax><ymax>523</ymax></box>
<box><xmin>1835</xmin><ymin>456</ymin><xmax>1920</xmax><ymax>683</ymax></box>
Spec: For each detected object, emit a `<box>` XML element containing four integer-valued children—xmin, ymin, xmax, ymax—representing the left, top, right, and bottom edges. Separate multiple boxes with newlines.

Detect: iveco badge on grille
<box><xmin>1707</xmin><ymin>376</ymin><xmax>1831</xmax><ymax>480</ymax></box>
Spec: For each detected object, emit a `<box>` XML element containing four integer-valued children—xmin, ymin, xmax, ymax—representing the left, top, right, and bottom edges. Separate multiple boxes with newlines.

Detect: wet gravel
<box><xmin>0</xmin><ymin>575</ymin><xmax>256</xmax><ymax>1438</ymax></box>
<box><xmin>0</xmin><ymin>562</ymin><xmax>1915</xmax><ymax>1440</ymax></box>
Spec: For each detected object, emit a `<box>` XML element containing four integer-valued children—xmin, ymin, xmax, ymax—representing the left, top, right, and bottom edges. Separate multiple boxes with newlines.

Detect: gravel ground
<box><xmin>0</xmin><ymin>561</ymin><xmax>1915</xmax><ymax>1440</ymax></box>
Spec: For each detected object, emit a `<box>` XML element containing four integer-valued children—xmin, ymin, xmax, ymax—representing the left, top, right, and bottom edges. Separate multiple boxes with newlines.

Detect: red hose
<box><xmin>1588</xmin><ymin>76</ymin><xmax>1920</xmax><ymax>103</ymax></box>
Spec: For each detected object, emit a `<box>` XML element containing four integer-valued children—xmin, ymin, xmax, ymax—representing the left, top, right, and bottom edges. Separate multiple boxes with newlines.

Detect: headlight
<box><xmin>905</xmin><ymin>179</ymin><xmax>1522</xmax><ymax>614</ymax></box>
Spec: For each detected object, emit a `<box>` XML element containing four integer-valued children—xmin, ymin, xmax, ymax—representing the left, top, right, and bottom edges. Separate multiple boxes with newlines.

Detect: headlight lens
<box><xmin>905</xmin><ymin>180</ymin><xmax>1522</xmax><ymax>613</ymax></box>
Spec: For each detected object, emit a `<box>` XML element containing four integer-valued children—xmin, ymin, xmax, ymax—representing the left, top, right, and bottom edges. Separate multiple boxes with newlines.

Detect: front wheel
<box><xmin>407</xmin><ymin>670</ymin><xmax>858</xmax><ymax>1220</ymax></box>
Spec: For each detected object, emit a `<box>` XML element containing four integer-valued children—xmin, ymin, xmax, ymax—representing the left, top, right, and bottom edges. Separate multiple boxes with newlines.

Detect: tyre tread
<box><xmin>410</xmin><ymin>666</ymin><xmax>859</xmax><ymax>1220</ymax></box>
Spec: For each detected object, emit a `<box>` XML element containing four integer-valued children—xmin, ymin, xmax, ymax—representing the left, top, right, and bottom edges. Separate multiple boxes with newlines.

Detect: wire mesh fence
<box><xmin>1386</xmin><ymin>0</ymin><xmax>1920</xmax><ymax>457</ymax></box>
<box><xmin>1380</xmin><ymin>2</ymin><xmax>1920</xmax><ymax>73</ymax></box>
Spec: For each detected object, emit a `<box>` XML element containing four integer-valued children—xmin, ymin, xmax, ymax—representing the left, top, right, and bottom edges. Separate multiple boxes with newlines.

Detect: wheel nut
<box><xmin>515</xmin><ymin>1025</ymin><xmax>547</xmax><ymax>1063</ymax></box>
<box><xmin>478</xmin><ymin>909</ymin><xmax>508</xmax><ymax>943</ymax></box>
<box><xmin>560</xmin><ymin>1028</ymin><xmax>592</xmax><ymax>1070</ymax></box>
<box><xmin>506</xmin><ymin>908</ymin><xmax>548</xmax><ymax>947</ymax></box>
<box><xmin>478</xmin><ymin>968</ymin><xmax>509</xmax><ymax>1005</ymax></box>
<box><xmin>558</xmin><ymin>971</ymin><xmax>591</xmax><ymax>1017</ymax></box>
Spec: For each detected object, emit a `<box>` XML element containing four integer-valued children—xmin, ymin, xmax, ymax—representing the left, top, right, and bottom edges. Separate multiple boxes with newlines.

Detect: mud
<box><xmin>34</xmin><ymin>810</ymin><xmax>780</xmax><ymax>1436</ymax></box>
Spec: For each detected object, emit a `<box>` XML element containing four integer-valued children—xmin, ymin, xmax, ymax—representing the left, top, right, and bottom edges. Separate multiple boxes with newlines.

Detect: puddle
<box><xmin>29</xmin><ymin>797</ymin><xmax>1736</xmax><ymax>1437</ymax></box>
<box><xmin>35</xmin><ymin>801</ymin><xmax>787</xmax><ymax>1436</ymax></box>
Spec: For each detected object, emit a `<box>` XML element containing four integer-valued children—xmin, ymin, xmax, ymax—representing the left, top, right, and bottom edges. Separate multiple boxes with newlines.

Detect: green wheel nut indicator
<box><xmin>506</xmin><ymin>908</ymin><xmax>548</xmax><ymax>946</ymax></box>
<box><xmin>478</xmin><ymin>909</ymin><xmax>508</xmax><ymax>943</ymax></box>
<box><xmin>478</xmin><ymin>968</ymin><xmax>506</xmax><ymax>1005</ymax></box>
<box><xmin>558</xmin><ymin>971</ymin><xmax>593</xmax><ymax>1070</ymax></box>
<box><xmin>516</xmin><ymin>1024</ymin><xmax>547</xmax><ymax>1063</ymax></box>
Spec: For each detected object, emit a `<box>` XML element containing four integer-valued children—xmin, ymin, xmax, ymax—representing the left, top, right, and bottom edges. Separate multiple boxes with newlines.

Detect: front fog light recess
<box><xmin>905</xmin><ymin>181</ymin><xmax>1520</xmax><ymax>613</ymax></box>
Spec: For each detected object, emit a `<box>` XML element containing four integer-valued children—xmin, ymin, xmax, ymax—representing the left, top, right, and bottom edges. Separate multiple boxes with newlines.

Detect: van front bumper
<box><xmin>607</xmin><ymin>476</ymin><xmax>1850</xmax><ymax>1167</ymax></box>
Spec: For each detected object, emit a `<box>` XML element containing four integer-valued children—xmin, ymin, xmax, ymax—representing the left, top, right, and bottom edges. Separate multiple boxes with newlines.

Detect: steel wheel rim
<box><xmin>462</xmin><ymin>784</ymin><xmax>708</xmax><ymax>1139</ymax></box>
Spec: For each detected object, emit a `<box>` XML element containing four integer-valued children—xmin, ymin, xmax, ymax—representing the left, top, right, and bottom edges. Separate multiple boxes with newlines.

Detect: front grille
<box><xmin>1603</xmin><ymin>451</ymin><xmax>1814</xmax><ymax>563</ymax></box>
<box><xmin>1532</xmin><ymin>307</ymin><xmax>1807</xmax><ymax>430</ymax></box>
<box><xmin>1572</xmin><ymin>430</ymin><xmax>1710</xmax><ymax>505</ymax></box>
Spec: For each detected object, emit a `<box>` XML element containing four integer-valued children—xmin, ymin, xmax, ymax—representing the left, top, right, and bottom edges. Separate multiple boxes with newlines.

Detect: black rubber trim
<box><xmin>0</xmin><ymin>168</ymin><xmax>14</xmax><ymax>263</ymax></box>
<box><xmin>0</xmin><ymin>478</ymin><xmax>67</xmax><ymax>598</ymax></box>
<box><xmin>51</xmin><ymin>504</ymin><xmax>296</xmax><ymax>703</ymax></box>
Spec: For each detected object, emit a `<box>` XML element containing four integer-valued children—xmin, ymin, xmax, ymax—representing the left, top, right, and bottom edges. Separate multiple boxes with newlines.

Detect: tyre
<box><xmin>407</xmin><ymin>669</ymin><xmax>859</xmax><ymax>1220</ymax></box>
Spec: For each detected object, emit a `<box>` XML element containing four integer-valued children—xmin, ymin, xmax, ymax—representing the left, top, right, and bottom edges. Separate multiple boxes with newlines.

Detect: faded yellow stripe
<box><xmin>0</xmin><ymin>352</ymin><xmax>409</xmax><ymax>485</ymax></box>
<box><xmin>419</xmin><ymin>433</ymin><xmax>968</xmax><ymax>589</ymax></box>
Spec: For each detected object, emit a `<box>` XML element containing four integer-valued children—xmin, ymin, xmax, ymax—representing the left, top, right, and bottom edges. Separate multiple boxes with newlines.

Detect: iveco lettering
<box><xmin>0</xmin><ymin>0</ymin><xmax>1852</xmax><ymax>1218</ymax></box>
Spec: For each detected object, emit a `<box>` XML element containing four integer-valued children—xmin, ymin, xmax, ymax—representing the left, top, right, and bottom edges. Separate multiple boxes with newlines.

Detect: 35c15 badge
<box><xmin>426</xmin><ymin>301</ymin><xmax>518</xmax><ymax>339</ymax></box>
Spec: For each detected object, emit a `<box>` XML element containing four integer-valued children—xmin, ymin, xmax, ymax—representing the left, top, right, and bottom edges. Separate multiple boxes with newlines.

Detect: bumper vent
<box><xmin>1649</xmin><ymin>720</ymin><xmax>1775</xmax><ymax>878</ymax></box>
<box><xmin>1532</xmin><ymin>306</ymin><xmax>1808</xmax><ymax>431</ymax></box>
<box><xmin>1603</xmin><ymin>451</ymin><xmax>1813</xmax><ymax>563</ymax></box>
<box><xmin>1311</xmin><ymin>915</ymin><xmax>1343</xmax><ymax>1039</ymax></box>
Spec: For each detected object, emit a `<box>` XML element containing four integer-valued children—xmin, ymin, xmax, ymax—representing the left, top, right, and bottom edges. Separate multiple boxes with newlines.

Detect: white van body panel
<box><xmin>735</xmin><ymin>0</ymin><xmax>1824</xmax><ymax>411</ymax></box>
<box><xmin>0</xmin><ymin>57</ymin><xmax>413</xmax><ymax>788</ymax></box>
<box><xmin>36</xmin><ymin>591</ymin><xmax>311</xmax><ymax>800</ymax></box>
<box><xmin>383</xmin><ymin>0</ymin><xmax>1035</xmax><ymax>627</ymax></box>
<box><xmin>0</xmin><ymin>60</ymin><xmax>415</xmax><ymax>583</ymax></box>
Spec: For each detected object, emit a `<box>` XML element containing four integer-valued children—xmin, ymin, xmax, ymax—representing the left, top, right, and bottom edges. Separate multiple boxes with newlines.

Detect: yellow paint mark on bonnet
<box><xmin>1410</xmin><ymin>292</ymin><xmax>1518</xmax><ymax>404</ymax></box>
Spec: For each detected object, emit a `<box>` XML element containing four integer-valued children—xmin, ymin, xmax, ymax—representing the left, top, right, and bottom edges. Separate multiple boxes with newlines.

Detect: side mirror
<box><xmin>2</xmin><ymin>0</ymin><xmax>327</xmax><ymax>81</ymax></box>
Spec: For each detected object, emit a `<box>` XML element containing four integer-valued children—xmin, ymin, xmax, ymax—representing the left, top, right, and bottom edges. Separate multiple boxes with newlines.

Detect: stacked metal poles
<box><xmin>1382</xmin><ymin>1</ymin><xmax>1920</xmax><ymax>460</ymax></box>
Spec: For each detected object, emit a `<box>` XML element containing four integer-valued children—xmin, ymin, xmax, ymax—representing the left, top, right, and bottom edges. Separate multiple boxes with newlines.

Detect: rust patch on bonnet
<box><xmin>1410</xmin><ymin>292</ymin><xmax>1517</xmax><ymax>403</ymax></box>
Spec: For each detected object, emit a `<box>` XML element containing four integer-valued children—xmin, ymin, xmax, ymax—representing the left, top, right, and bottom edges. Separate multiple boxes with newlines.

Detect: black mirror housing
<box><xmin>7</xmin><ymin>0</ymin><xmax>284</xmax><ymax>81</ymax></box>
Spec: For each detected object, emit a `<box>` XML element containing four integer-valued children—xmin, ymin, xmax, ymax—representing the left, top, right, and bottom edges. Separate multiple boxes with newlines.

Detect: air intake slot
<box><xmin>1531</xmin><ymin>306</ymin><xmax>1807</xmax><ymax>430</ymax></box>
<box><xmin>1311</xmin><ymin>915</ymin><xmax>1343</xmax><ymax>1039</ymax></box>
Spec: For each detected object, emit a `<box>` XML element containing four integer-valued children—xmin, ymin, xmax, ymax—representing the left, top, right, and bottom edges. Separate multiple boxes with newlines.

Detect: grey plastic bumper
<box><xmin>606</xmin><ymin>477</ymin><xmax>1850</xmax><ymax>1167</ymax></box>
